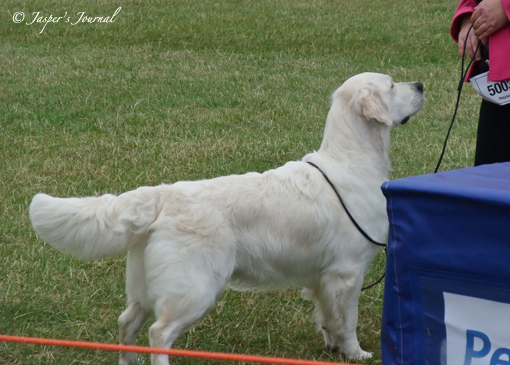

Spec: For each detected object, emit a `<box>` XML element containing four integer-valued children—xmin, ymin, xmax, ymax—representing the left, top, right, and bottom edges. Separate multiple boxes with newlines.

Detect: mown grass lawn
<box><xmin>1</xmin><ymin>0</ymin><xmax>481</xmax><ymax>363</ymax></box>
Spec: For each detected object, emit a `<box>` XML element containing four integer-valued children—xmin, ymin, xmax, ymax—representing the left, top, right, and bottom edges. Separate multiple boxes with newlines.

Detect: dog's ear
<box><xmin>351</xmin><ymin>88</ymin><xmax>392</xmax><ymax>126</ymax></box>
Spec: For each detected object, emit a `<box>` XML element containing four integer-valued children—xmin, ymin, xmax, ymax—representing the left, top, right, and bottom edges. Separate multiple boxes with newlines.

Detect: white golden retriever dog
<box><xmin>29</xmin><ymin>73</ymin><xmax>424</xmax><ymax>364</ymax></box>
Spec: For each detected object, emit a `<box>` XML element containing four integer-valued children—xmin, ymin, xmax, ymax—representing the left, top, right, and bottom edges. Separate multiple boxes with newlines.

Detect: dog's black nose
<box><xmin>415</xmin><ymin>82</ymin><xmax>424</xmax><ymax>92</ymax></box>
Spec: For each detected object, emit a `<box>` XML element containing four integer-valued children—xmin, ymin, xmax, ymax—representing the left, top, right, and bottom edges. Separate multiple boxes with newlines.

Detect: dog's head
<box><xmin>336</xmin><ymin>72</ymin><xmax>424</xmax><ymax>127</ymax></box>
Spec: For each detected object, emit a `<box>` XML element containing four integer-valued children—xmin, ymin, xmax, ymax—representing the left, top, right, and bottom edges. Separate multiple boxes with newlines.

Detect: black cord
<box><xmin>435</xmin><ymin>24</ymin><xmax>480</xmax><ymax>173</ymax></box>
<box><xmin>362</xmin><ymin>273</ymin><xmax>385</xmax><ymax>291</ymax></box>
<box><xmin>305</xmin><ymin>162</ymin><xmax>387</xmax><ymax>291</ymax></box>
<box><xmin>306</xmin><ymin>162</ymin><xmax>387</xmax><ymax>247</ymax></box>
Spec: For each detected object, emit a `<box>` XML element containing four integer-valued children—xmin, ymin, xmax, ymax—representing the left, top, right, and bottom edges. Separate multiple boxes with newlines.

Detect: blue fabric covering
<box><xmin>380</xmin><ymin>162</ymin><xmax>510</xmax><ymax>365</ymax></box>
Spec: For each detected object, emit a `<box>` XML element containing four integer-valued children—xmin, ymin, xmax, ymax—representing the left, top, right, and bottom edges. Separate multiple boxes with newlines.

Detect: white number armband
<box><xmin>470</xmin><ymin>72</ymin><xmax>510</xmax><ymax>105</ymax></box>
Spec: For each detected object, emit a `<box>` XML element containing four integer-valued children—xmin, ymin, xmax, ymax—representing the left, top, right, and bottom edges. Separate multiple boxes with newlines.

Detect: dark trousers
<box><xmin>474</xmin><ymin>99</ymin><xmax>510</xmax><ymax>166</ymax></box>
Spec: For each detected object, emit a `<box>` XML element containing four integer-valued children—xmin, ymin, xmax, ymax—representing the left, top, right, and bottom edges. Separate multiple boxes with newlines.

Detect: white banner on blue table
<box><xmin>444</xmin><ymin>292</ymin><xmax>510</xmax><ymax>365</ymax></box>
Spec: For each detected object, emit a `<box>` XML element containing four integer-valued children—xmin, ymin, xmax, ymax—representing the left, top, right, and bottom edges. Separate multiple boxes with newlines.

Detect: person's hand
<box><xmin>472</xmin><ymin>0</ymin><xmax>510</xmax><ymax>39</ymax></box>
<box><xmin>458</xmin><ymin>15</ymin><xmax>482</xmax><ymax>61</ymax></box>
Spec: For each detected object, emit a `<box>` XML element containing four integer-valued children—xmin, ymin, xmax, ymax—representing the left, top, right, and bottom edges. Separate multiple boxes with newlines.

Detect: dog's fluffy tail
<box><xmin>29</xmin><ymin>186</ymin><xmax>162</xmax><ymax>260</ymax></box>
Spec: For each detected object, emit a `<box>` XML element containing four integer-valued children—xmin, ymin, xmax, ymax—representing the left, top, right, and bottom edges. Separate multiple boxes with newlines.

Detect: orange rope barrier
<box><xmin>0</xmin><ymin>334</ymin><xmax>360</xmax><ymax>365</ymax></box>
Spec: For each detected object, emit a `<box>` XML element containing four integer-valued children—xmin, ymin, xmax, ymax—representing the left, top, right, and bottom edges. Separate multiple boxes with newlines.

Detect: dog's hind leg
<box><xmin>143</xmin><ymin>226</ymin><xmax>236</xmax><ymax>364</ymax></box>
<box><xmin>119</xmin><ymin>245</ymin><xmax>152</xmax><ymax>365</ymax></box>
<box><xmin>119</xmin><ymin>302</ymin><xmax>151</xmax><ymax>365</ymax></box>
<box><xmin>148</xmin><ymin>293</ymin><xmax>220</xmax><ymax>365</ymax></box>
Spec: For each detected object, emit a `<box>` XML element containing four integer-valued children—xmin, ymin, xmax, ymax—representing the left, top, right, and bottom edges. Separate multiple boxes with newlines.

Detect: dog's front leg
<box><xmin>335</xmin><ymin>286</ymin><xmax>371</xmax><ymax>360</ymax></box>
<box><xmin>315</xmin><ymin>269</ymin><xmax>371</xmax><ymax>360</ymax></box>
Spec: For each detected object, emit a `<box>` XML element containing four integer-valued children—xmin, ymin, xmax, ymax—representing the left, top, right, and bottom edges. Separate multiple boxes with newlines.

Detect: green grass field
<box><xmin>1</xmin><ymin>0</ymin><xmax>482</xmax><ymax>364</ymax></box>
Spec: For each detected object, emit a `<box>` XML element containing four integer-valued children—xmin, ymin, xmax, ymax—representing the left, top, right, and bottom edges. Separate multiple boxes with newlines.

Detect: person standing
<box><xmin>451</xmin><ymin>0</ymin><xmax>510</xmax><ymax>166</ymax></box>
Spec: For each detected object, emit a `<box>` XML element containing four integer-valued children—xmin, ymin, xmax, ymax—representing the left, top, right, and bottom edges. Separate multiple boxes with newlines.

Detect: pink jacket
<box><xmin>451</xmin><ymin>0</ymin><xmax>510</xmax><ymax>82</ymax></box>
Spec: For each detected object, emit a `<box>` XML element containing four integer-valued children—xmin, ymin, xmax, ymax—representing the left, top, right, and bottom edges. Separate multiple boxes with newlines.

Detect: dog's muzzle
<box><xmin>400</xmin><ymin>116</ymin><xmax>411</xmax><ymax>125</ymax></box>
<box><xmin>401</xmin><ymin>82</ymin><xmax>424</xmax><ymax>125</ymax></box>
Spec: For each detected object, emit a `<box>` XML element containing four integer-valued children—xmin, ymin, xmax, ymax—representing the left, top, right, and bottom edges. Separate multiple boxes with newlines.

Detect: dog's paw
<box><xmin>119</xmin><ymin>353</ymin><xmax>138</xmax><ymax>365</ymax></box>
<box><xmin>343</xmin><ymin>348</ymin><xmax>372</xmax><ymax>360</ymax></box>
<box><xmin>356</xmin><ymin>350</ymin><xmax>373</xmax><ymax>360</ymax></box>
<box><xmin>326</xmin><ymin>343</ymin><xmax>372</xmax><ymax>360</ymax></box>
<box><xmin>327</xmin><ymin>344</ymin><xmax>339</xmax><ymax>352</ymax></box>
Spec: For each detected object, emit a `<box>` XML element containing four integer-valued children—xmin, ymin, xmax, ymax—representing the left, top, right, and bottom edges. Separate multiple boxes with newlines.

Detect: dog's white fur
<box><xmin>29</xmin><ymin>73</ymin><xmax>424</xmax><ymax>364</ymax></box>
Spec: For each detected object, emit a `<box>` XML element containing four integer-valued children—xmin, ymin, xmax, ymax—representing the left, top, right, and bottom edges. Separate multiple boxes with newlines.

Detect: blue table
<box><xmin>381</xmin><ymin>163</ymin><xmax>510</xmax><ymax>365</ymax></box>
